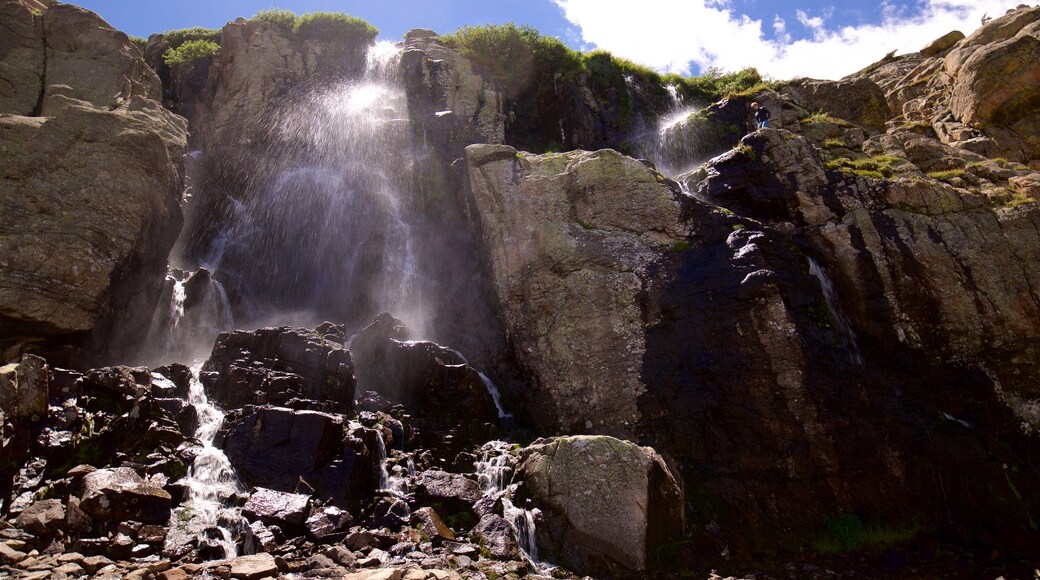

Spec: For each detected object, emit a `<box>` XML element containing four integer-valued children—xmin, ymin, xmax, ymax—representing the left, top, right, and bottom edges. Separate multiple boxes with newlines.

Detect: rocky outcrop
<box><xmin>78</xmin><ymin>467</ymin><xmax>172</xmax><ymax>525</ymax></box>
<box><xmin>865</xmin><ymin>5</ymin><xmax>1040</xmax><ymax>164</ymax></box>
<box><xmin>200</xmin><ymin>325</ymin><xmax>356</xmax><ymax>410</ymax></box>
<box><xmin>464</xmin><ymin>144</ymin><xmax>686</xmax><ymax>435</ymax></box>
<box><xmin>783</xmin><ymin>77</ymin><xmax>891</xmax><ymax>132</ymax></box>
<box><xmin>516</xmin><ymin>436</ymin><xmax>683</xmax><ymax>576</ymax></box>
<box><xmin>0</xmin><ymin>1</ymin><xmax>187</xmax><ymax>366</ymax></box>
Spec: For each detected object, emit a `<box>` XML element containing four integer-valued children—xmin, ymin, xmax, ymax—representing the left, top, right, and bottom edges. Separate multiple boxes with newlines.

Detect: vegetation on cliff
<box><xmin>252</xmin><ymin>9</ymin><xmax>378</xmax><ymax>42</ymax></box>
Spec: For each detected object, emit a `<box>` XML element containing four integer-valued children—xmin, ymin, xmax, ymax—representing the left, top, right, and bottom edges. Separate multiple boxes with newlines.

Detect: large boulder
<box><xmin>0</xmin><ymin>0</ymin><xmax>45</xmax><ymax>115</ymax></box>
<box><xmin>945</xmin><ymin>6</ymin><xmax>1040</xmax><ymax>161</ymax></box>
<box><xmin>78</xmin><ymin>467</ymin><xmax>172</xmax><ymax>525</ymax></box>
<box><xmin>515</xmin><ymin>436</ymin><xmax>684</xmax><ymax>576</ymax></box>
<box><xmin>219</xmin><ymin>405</ymin><xmax>378</xmax><ymax>509</ymax></box>
<box><xmin>200</xmin><ymin>325</ymin><xmax>355</xmax><ymax>410</ymax></box>
<box><xmin>783</xmin><ymin>76</ymin><xmax>892</xmax><ymax>133</ymax></box>
<box><xmin>0</xmin><ymin>92</ymin><xmax>187</xmax><ymax>364</ymax></box>
<box><xmin>463</xmin><ymin>144</ymin><xmax>686</xmax><ymax>435</ymax></box>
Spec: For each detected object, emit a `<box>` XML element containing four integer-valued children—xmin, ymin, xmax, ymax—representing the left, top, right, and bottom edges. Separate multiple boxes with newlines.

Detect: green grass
<box><xmin>823</xmin><ymin>138</ymin><xmax>845</xmax><ymax>149</ymax></box>
<box><xmin>801</xmin><ymin>110</ymin><xmax>848</xmax><ymax>125</ymax></box>
<box><xmin>926</xmin><ymin>169</ymin><xmax>966</xmax><ymax>182</ymax></box>
<box><xmin>163</xmin><ymin>39</ymin><xmax>220</xmax><ymax>67</ymax></box>
<box><xmin>814</xmin><ymin>513</ymin><xmax>919</xmax><ymax>554</ymax></box>
<box><xmin>1006</xmin><ymin>192</ymin><xmax>1037</xmax><ymax>209</ymax></box>
<box><xmin>129</xmin><ymin>36</ymin><xmax>147</xmax><ymax>51</ymax></box>
<box><xmin>726</xmin><ymin>79</ymin><xmax>784</xmax><ymax>99</ymax></box>
<box><xmin>826</xmin><ymin>155</ymin><xmax>902</xmax><ymax>179</ymax></box>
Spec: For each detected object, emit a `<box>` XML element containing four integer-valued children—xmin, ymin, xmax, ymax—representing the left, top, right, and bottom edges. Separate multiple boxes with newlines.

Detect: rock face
<box><xmin>78</xmin><ymin>467</ymin><xmax>172</xmax><ymax>524</ymax></box>
<box><xmin>0</xmin><ymin>0</ymin><xmax>187</xmax><ymax>365</ymax></box>
<box><xmin>516</xmin><ymin>436</ymin><xmax>684</xmax><ymax>576</ymax></box>
<box><xmin>784</xmin><ymin>77</ymin><xmax>891</xmax><ymax>132</ymax></box>
<box><xmin>464</xmin><ymin>144</ymin><xmax>686</xmax><ymax>435</ymax></box>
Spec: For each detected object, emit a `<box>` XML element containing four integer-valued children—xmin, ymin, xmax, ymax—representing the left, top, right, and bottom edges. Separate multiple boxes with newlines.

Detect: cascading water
<box><xmin>141</xmin><ymin>269</ymin><xmax>234</xmax><ymax>366</ymax></box>
<box><xmin>808</xmin><ymin>257</ymin><xmax>864</xmax><ymax>364</ymax></box>
<box><xmin>164</xmin><ymin>365</ymin><xmax>245</xmax><ymax>559</ymax></box>
<box><xmin>200</xmin><ymin>41</ymin><xmax>424</xmax><ymax>332</ymax></box>
<box><xmin>475</xmin><ymin>441</ymin><xmax>547</xmax><ymax>569</ymax></box>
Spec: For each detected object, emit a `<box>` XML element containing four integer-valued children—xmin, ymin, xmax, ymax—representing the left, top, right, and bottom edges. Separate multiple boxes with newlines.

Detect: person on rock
<box><xmin>751</xmin><ymin>102</ymin><xmax>771</xmax><ymax>129</ymax></box>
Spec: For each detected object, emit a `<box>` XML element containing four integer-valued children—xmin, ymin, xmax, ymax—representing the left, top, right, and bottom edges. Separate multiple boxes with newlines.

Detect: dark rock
<box><xmin>151</xmin><ymin>364</ymin><xmax>192</xmax><ymax>398</ymax></box>
<box><xmin>81</xmin><ymin>366</ymin><xmax>152</xmax><ymax>397</ymax></box>
<box><xmin>414</xmin><ymin>470</ymin><xmax>482</xmax><ymax>516</ymax></box>
<box><xmin>201</xmin><ymin>326</ymin><xmax>356</xmax><ymax>410</ymax></box>
<box><xmin>220</xmin><ymin>406</ymin><xmax>378</xmax><ymax>509</ymax></box>
<box><xmin>242</xmin><ymin>487</ymin><xmax>312</xmax><ymax>527</ymax></box>
<box><xmin>345</xmin><ymin>530</ymin><xmax>378</xmax><ymax>551</ymax></box>
<box><xmin>0</xmin><ymin>354</ymin><xmax>48</xmax><ymax>420</ymax></box>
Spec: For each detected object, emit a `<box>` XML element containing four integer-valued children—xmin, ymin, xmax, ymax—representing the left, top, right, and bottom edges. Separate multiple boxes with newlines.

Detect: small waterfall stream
<box><xmin>808</xmin><ymin>257</ymin><xmax>864</xmax><ymax>365</ymax></box>
<box><xmin>164</xmin><ymin>365</ymin><xmax>245</xmax><ymax>559</ymax></box>
<box><xmin>474</xmin><ymin>441</ymin><xmax>546</xmax><ymax>569</ymax></box>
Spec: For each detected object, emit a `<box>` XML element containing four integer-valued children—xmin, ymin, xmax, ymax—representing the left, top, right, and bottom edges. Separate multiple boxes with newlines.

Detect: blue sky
<box><xmin>73</xmin><ymin>0</ymin><xmax>1024</xmax><ymax>79</ymax></box>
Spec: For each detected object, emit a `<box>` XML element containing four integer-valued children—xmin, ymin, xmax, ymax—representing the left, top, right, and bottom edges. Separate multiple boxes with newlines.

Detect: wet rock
<box><xmin>81</xmin><ymin>366</ymin><xmax>152</xmax><ymax>398</ymax></box>
<box><xmin>350</xmin><ymin>313</ymin><xmax>500</xmax><ymax>459</ymax></box>
<box><xmin>78</xmin><ymin>467</ymin><xmax>172</xmax><ymax>524</ymax></box>
<box><xmin>220</xmin><ymin>406</ymin><xmax>377</xmax><ymax>508</ymax></box>
<box><xmin>516</xmin><ymin>436</ymin><xmax>684</xmax><ymax>576</ymax></box>
<box><xmin>242</xmin><ymin>487</ymin><xmax>312</xmax><ymax>527</ymax></box>
<box><xmin>201</xmin><ymin>326</ymin><xmax>356</xmax><ymax>410</ymax></box>
<box><xmin>150</xmin><ymin>365</ymin><xmax>192</xmax><ymax>398</ymax></box>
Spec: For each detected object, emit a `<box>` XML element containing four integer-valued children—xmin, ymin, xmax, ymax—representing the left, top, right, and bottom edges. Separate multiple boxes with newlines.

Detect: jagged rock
<box><xmin>220</xmin><ymin>406</ymin><xmax>377</xmax><ymax>508</ymax></box>
<box><xmin>0</xmin><ymin>354</ymin><xmax>48</xmax><ymax>420</ymax></box>
<box><xmin>81</xmin><ymin>366</ymin><xmax>152</xmax><ymax>397</ymax></box>
<box><xmin>784</xmin><ymin>77</ymin><xmax>891</xmax><ymax>132</ymax></box>
<box><xmin>463</xmin><ymin>144</ymin><xmax>686</xmax><ymax>435</ymax></box>
<box><xmin>14</xmin><ymin>498</ymin><xmax>65</xmax><ymax>535</ymax></box>
<box><xmin>516</xmin><ymin>436</ymin><xmax>684</xmax><ymax>576</ymax></box>
<box><xmin>78</xmin><ymin>467</ymin><xmax>172</xmax><ymax>524</ymax></box>
<box><xmin>151</xmin><ymin>364</ymin><xmax>192</xmax><ymax>398</ymax></box>
<box><xmin>201</xmin><ymin>326</ymin><xmax>355</xmax><ymax>410</ymax></box>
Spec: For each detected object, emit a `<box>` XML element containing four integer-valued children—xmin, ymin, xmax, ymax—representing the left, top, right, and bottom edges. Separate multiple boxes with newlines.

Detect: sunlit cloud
<box><xmin>552</xmin><ymin>0</ymin><xmax>1026</xmax><ymax>79</ymax></box>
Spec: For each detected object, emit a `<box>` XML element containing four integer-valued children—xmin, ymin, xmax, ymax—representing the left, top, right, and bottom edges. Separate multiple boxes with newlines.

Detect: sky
<box><xmin>73</xmin><ymin>0</ymin><xmax>1028</xmax><ymax>79</ymax></box>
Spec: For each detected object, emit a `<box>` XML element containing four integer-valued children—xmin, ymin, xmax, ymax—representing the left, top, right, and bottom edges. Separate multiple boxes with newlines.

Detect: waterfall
<box><xmin>478</xmin><ymin>372</ymin><xmax>513</xmax><ymax>419</ymax></box>
<box><xmin>165</xmin><ymin>365</ymin><xmax>244</xmax><ymax>560</ymax></box>
<box><xmin>199</xmin><ymin>40</ymin><xmax>424</xmax><ymax>333</ymax></box>
<box><xmin>141</xmin><ymin>269</ymin><xmax>234</xmax><ymax>366</ymax></box>
<box><xmin>474</xmin><ymin>441</ymin><xmax>547</xmax><ymax>569</ymax></box>
<box><xmin>808</xmin><ymin>257</ymin><xmax>864</xmax><ymax>365</ymax></box>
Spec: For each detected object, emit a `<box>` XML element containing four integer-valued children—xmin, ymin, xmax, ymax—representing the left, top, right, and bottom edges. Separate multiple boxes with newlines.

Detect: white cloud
<box><xmin>552</xmin><ymin>0</ymin><xmax>1027</xmax><ymax>80</ymax></box>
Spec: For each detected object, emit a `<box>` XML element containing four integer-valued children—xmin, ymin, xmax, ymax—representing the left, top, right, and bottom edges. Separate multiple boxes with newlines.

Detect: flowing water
<box><xmin>199</xmin><ymin>41</ymin><xmax>424</xmax><ymax>333</ymax></box>
<box><xmin>164</xmin><ymin>365</ymin><xmax>245</xmax><ymax>559</ymax></box>
<box><xmin>808</xmin><ymin>257</ymin><xmax>864</xmax><ymax>364</ymax></box>
<box><xmin>142</xmin><ymin>269</ymin><xmax>234</xmax><ymax>366</ymax></box>
<box><xmin>475</xmin><ymin>441</ymin><xmax>547</xmax><ymax>568</ymax></box>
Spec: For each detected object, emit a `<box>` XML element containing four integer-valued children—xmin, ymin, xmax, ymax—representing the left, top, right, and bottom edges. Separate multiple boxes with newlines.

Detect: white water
<box><xmin>474</xmin><ymin>441</ymin><xmax>547</xmax><ymax>568</ymax></box>
<box><xmin>165</xmin><ymin>365</ymin><xmax>244</xmax><ymax>559</ymax></box>
<box><xmin>141</xmin><ymin>270</ymin><xmax>235</xmax><ymax>366</ymax></box>
<box><xmin>808</xmin><ymin>257</ymin><xmax>864</xmax><ymax>365</ymax></box>
<box><xmin>479</xmin><ymin>372</ymin><xmax>513</xmax><ymax>419</ymax></box>
<box><xmin>201</xmin><ymin>41</ymin><xmax>425</xmax><ymax>333</ymax></box>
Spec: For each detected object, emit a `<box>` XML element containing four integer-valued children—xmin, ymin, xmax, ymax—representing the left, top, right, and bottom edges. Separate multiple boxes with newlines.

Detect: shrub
<box><xmin>253</xmin><ymin>8</ymin><xmax>298</xmax><ymax>31</ymax></box>
<box><xmin>161</xmin><ymin>27</ymin><xmax>220</xmax><ymax>50</ymax></box>
<box><xmin>814</xmin><ymin>513</ymin><xmax>918</xmax><ymax>554</ymax></box>
<box><xmin>294</xmin><ymin>12</ymin><xmax>378</xmax><ymax>42</ymax></box>
<box><xmin>163</xmin><ymin>39</ymin><xmax>220</xmax><ymax>67</ymax></box>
